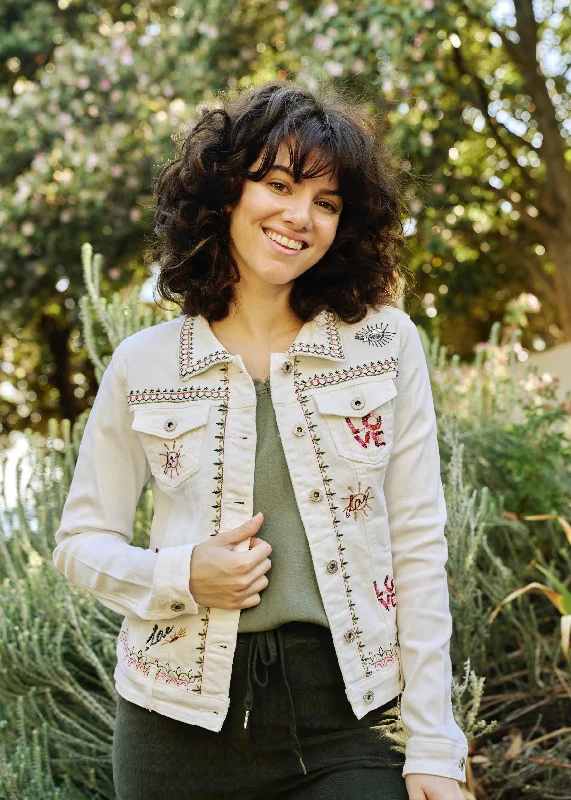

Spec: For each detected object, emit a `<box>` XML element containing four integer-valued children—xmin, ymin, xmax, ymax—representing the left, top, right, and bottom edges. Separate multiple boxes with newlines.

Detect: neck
<box><xmin>222</xmin><ymin>282</ymin><xmax>303</xmax><ymax>345</ymax></box>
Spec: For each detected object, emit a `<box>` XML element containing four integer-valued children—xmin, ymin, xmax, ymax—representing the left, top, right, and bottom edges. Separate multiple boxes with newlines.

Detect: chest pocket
<box><xmin>131</xmin><ymin>404</ymin><xmax>210</xmax><ymax>488</ymax></box>
<box><xmin>313</xmin><ymin>377</ymin><xmax>397</xmax><ymax>466</ymax></box>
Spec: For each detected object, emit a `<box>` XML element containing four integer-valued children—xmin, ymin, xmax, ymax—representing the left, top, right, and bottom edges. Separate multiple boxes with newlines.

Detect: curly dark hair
<box><xmin>146</xmin><ymin>79</ymin><xmax>414</xmax><ymax>324</ymax></box>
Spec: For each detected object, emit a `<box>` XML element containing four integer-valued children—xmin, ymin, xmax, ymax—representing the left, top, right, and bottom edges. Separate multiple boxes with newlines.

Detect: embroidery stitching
<box><xmin>145</xmin><ymin>624</ymin><xmax>174</xmax><ymax>650</ymax></box>
<box><xmin>118</xmin><ymin>630</ymin><xmax>201</xmax><ymax>689</ymax></box>
<box><xmin>296</xmin><ymin>359</ymin><xmax>398</xmax><ymax>391</ymax></box>
<box><xmin>198</xmin><ymin>363</ymin><xmax>230</xmax><ymax>693</ymax></box>
<box><xmin>293</xmin><ymin>359</ymin><xmax>370</xmax><ymax>677</ymax></box>
<box><xmin>160</xmin><ymin>440</ymin><xmax>185</xmax><ymax>478</ymax></box>
<box><xmin>374</xmin><ymin>575</ymin><xmax>397</xmax><ymax>610</ymax></box>
<box><xmin>179</xmin><ymin>316</ymin><xmax>231</xmax><ymax>379</ymax></box>
<box><xmin>287</xmin><ymin>310</ymin><xmax>345</xmax><ymax>359</ymax></box>
<box><xmin>342</xmin><ymin>482</ymin><xmax>374</xmax><ymax>520</ymax></box>
<box><xmin>345</xmin><ymin>412</ymin><xmax>386</xmax><ymax>449</ymax></box>
<box><xmin>128</xmin><ymin>387</ymin><xmax>227</xmax><ymax>405</ymax></box>
<box><xmin>363</xmin><ymin>642</ymin><xmax>399</xmax><ymax>671</ymax></box>
<box><xmin>355</xmin><ymin>323</ymin><xmax>397</xmax><ymax>348</ymax></box>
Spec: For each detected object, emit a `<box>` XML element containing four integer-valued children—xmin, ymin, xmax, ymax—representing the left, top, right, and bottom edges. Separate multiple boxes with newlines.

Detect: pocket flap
<box><xmin>131</xmin><ymin>404</ymin><xmax>210</xmax><ymax>439</ymax></box>
<box><xmin>314</xmin><ymin>378</ymin><xmax>397</xmax><ymax>418</ymax></box>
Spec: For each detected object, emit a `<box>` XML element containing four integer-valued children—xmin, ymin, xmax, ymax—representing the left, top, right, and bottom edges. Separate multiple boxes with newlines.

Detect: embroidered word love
<box><xmin>374</xmin><ymin>575</ymin><xmax>396</xmax><ymax>610</ymax></box>
<box><xmin>160</xmin><ymin>440</ymin><xmax>185</xmax><ymax>477</ymax></box>
<box><xmin>345</xmin><ymin>412</ymin><xmax>386</xmax><ymax>449</ymax></box>
<box><xmin>342</xmin><ymin>482</ymin><xmax>374</xmax><ymax>520</ymax></box>
<box><xmin>144</xmin><ymin>624</ymin><xmax>189</xmax><ymax>651</ymax></box>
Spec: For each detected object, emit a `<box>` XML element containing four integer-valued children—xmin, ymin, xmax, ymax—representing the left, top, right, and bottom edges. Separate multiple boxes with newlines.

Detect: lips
<box><xmin>262</xmin><ymin>227</ymin><xmax>309</xmax><ymax>249</ymax></box>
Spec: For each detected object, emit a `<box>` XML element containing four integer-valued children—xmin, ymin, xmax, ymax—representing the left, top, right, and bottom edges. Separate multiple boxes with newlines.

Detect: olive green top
<box><xmin>238</xmin><ymin>377</ymin><xmax>329</xmax><ymax>633</ymax></box>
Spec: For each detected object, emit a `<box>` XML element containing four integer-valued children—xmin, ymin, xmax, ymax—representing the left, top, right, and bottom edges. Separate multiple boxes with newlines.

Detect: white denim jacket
<box><xmin>53</xmin><ymin>305</ymin><xmax>468</xmax><ymax>782</ymax></box>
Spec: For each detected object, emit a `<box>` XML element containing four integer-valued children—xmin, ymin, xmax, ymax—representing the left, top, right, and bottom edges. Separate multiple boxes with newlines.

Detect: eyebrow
<box><xmin>267</xmin><ymin>164</ymin><xmax>343</xmax><ymax>198</ymax></box>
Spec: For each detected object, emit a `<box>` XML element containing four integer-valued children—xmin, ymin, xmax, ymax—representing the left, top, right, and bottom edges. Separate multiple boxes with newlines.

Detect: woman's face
<box><xmin>226</xmin><ymin>140</ymin><xmax>343</xmax><ymax>289</ymax></box>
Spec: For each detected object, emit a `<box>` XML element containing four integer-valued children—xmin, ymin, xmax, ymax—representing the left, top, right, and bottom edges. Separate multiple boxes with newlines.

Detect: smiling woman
<box><xmin>146</xmin><ymin>79</ymin><xmax>412</xmax><ymax>325</ymax></box>
<box><xmin>54</xmin><ymin>79</ymin><xmax>468</xmax><ymax>800</ymax></box>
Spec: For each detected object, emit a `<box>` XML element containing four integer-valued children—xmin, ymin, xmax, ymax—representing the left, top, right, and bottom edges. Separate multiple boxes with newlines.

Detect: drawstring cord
<box><xmin>243</xmin><ymin>629</ymin><xmax>307</xmax><ymax>775</ymax></box>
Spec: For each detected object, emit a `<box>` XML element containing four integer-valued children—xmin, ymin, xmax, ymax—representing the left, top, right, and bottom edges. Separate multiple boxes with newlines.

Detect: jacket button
<box><xmin>309</xmin><ymin>489</ymin><xmax>323</xmax><ymax>502</ymax></box>
<box><xmin>350</xmin><ymin>396</ymin><xmax>364</xmax><ymax>411</ymax></box>
<box><xmin>363</xmin><ymin>690</ymin><xmax>374</xmax><ymax>704</ymax></box>
<box><xmin>326</xmin><ymin>560</ymin><xmax>339</xmax><ymax>574</ymax></box>
<box><xmin>281</xmin><ymin>360</ymin><xmax>293</xmax><ymax>374</ymax></box>
<box><xmin>164</xmin><ymin>418</ymin><xmax>177</xmax><ymax>432</ymax></box>
<box><xmin>344</xmin><ymin>630</ymin><xmax>356</xmax><ymax>643</ymax></box>
<box><xmin>293</xmin><ymin>424</ymin><xmax>305</xmax><ymax>437</ymax></box>
<box><xmin>170</xmin><ymin>601</ymin><xmax>185</xmax><ymax>612</ymax></box>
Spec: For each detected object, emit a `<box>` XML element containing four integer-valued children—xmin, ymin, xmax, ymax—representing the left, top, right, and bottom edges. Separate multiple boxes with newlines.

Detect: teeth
<box><xmin>264</xmin><ymin>229</ymin><xmax>304</xmax><ymax>250</ymax></box>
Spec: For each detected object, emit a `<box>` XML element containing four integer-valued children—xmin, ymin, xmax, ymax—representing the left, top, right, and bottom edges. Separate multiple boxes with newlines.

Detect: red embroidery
<box><xmin>345</xmin><ymin>412</ymin><xmax>386</xmax><ymax>449</ymax></box>
<box><xmin>342</xmin><ymin>482</ymin><xmax>374</xmax><ymax>520</ymax></box>
<box><xmin>160</xmin><ymin>440</ymin><xmax>185</xmax><ymax>478</ymax></box>
<box><xmin>163</xmin><ymin>627</ymin><xmax>187</xmax><ymax>645</ymax></box>
<box><xmin>374</xmin><ymin>575</ymin><xmax>396</xmax><ymax>610</ymax></box>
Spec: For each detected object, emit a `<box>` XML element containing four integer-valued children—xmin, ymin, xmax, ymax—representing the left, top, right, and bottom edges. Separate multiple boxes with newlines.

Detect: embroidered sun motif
<box><xmin>374</xmin><ymin>575</ymin><xmax>397</xmax><ymax>610</ymax></box>
<box><xmin>160</xmin><ymin>439</ymin><xmax>185</xmax><ymax>478</ymax></box>
<box><xmin>355</xmin><ymin>322</ymin><xmax>396</xmax><ymax>348</ymax></box>
<box><xmin>342</xmin><ymin>482</ymin><xmax>374</xmax><ymax>520</ymax></box>
<box><xmin>345</xmin><ymin>412</ymin><xmax>386</xmax><ymax>449</ymax></box>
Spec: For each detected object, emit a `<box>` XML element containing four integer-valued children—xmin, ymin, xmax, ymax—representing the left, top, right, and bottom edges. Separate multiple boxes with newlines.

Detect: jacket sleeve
<box><xmin>383</xmin><ymin>315</ymin><xmax>469</xmax><ymax>783</ymax></box>
<box><xmin>52</xmin><ymin>350</ymin><xmax>200</xmax><ymax>620</ymax></box>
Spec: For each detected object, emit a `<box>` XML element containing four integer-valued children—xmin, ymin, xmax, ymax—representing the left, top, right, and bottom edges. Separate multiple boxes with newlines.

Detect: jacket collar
<box><xmin>178</xmin><ymin>310</ymin><xmax>345</xmax><ymax>381</ymax></box>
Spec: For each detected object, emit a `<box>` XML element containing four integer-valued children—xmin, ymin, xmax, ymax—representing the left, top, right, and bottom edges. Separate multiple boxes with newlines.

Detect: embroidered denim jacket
<box><xmin>53</xmin><ymin>305</ymin><xmax>469</xmax><ymax>782</ymax></box>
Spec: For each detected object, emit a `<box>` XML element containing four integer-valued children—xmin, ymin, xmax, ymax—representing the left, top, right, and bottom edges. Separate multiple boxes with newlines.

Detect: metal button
<box><xmin>281</xmin><ymin>360</ymin><xmax>293</xmax><ymax>374</ymax></box>
<box><xmin>363</xmin><ymin>690</ymin><xmax>375</xmax><ymax>704</ymax></box>
<box><xmin>350</xmin><ymin>396</ymin><xmax>364</xmax><ymax>411</ymax></box>
<box><xmin>170</xmin><ymin>601</ymin><xmax>185</xmax><ymax>612</ymax></box>
<box><xmin>326</xmin><ymin>560</ymin><xmax>339</xmax><ymax>574</ymax></box>
<box><xmin>164</xmin><ymin>418</ymin><xmax>177</xmax><ymax>432</ymax></box>
<box><xmin>309</xmin><ymin>489</ymin><xmax>323</xmax><ymax>502</ymax></box>
<box><xmin>293</xmin><ymin>424</ymin><xmax>305</xmax><ymax>437</ymax></box>
<box><xmin>344</xmin><ymin>630</ymin><xmax>356</xmax><ymax>643</ymax></box>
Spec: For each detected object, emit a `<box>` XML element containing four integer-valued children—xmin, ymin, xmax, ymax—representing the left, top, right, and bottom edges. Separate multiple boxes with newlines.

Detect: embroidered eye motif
<box><xmin>342</xmin><ymin>482</ymin><xmax>374</xmax><ymax>520</ymax></box>
<box><xmin>355</xmin><ymin>323</ymin><xmax>396</xmax><ymax>348</ymax></box>
<box><xmin>160</xmin><ymin>440</ymin><xmax>185</xmax><ymax>477</ymax></box>
<box><xmin>345</xmin><ymin>412</ymin><xmax>386</xmax><ymax>449</ymax></box>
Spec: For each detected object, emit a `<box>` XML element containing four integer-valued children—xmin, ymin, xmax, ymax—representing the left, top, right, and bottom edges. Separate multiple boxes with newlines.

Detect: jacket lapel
<box><xmin>178</xmin><ymin>309</ymin><xmax>345</xmax><ymax>381</ymax></box>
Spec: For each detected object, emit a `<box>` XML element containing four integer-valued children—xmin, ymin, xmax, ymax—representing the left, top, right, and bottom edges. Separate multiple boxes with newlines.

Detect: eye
<box><xmin>317</xmin><ymin>200</ymin><xmax>339</xmax><ymax>213</ymax></box>
<box><xmin>268</xmin><ymin>181</ymin><xmax>288</xmax><ymax>192</ymax></box>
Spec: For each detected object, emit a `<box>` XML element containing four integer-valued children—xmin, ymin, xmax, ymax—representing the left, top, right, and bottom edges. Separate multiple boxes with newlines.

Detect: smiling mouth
<box><xmin>263</xmin><ymin>228</ymin><xmax>308</xmax><ymax>251</ymax></box>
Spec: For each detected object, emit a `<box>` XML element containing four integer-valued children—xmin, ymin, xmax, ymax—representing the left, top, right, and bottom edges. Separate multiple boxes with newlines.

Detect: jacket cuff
<box><xmin>403</xmin><ymin>740</ymin><xmax>468</xmax><ymax>783</ymax></box>
<box><xmin>152</xmin><ymin>544</ymin><xmax>200</xmax><ymax>617</ymax></box>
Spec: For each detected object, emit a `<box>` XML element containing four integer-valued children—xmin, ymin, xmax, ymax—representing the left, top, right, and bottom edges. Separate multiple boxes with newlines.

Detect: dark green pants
<box><xmin>112</xmin><ymin>622</ymin><xmax>408</xmax><ymax>799</ymax></box>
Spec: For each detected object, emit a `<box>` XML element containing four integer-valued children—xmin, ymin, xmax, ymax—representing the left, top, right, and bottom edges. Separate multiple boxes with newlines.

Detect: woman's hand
<box><xmin>189</xmin><ymin>513</ymin><xmax>272</xmax><ymax>609</ymax></box>
<box><xmin>405</xmin><ymin>773</ymin><xmax>465</xmax><ymax>800</ymax></box>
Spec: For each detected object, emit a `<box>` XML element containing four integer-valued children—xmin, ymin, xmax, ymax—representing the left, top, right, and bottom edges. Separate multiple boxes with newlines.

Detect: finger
<box><xmin>240</xmin><ymin>593</ymin><xmax>261</xmax><ymax>609</ymax></box>
<box><xmin>243</xmin><ymin>539</ymin><xmax>272</xmax><ymax>566</ymax></box>
<box><xmin>218</xmin><ymin>514</ymin><xmax>264</xmax><ymax>547</ymax></box>
<box><xmin>248</xmin><ymin>558</ymin><xmax>272</xmax><ymax>583</ymax></box>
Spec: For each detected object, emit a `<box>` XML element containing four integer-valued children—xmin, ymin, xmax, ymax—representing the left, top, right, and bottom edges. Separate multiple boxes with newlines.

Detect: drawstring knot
<box><xmin>243</xmin><ymin>629</ymin><xmax>307</xmax><ymax>775</ymax></box>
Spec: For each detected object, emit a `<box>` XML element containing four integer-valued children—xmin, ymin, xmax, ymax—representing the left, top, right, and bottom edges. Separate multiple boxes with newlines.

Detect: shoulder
<box><xmin>113</xmin><ymin>316</ymin><xmax>185</xmax><ymax>362</ymax></box>
<box><xmin>337</xmin><ymin>305</ymin><xmax>412</xmax><ymax>352</ymax></box>
<box><xmin>110</xmin><ymin>315</ymin><xmax>186</xmax><ymax>385</ymax></box>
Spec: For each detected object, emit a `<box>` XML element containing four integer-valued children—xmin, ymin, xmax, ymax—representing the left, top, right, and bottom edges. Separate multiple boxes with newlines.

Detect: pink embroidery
<box><xmin>363</xmin><ymin>642</ymin><xmax>399</xmax><ymax>671</ymax></box>
<box><xmin>345</xmin><ymin>412</ymin><xmax>386</xmax><ymax>449</ymax></box>
<box><xmin>160</xmin><ymin>440</ymin><xmax>185</xmax><ymax>478</ymax></box>
<box><xmin>342</xmin><ymin>482</ymin><xmax>374</xmax><ymax>520</ymax></box>
<box><xmin>374</xmin><ymin>575</ymin><xmax>396</xmax><ymax>610</ymax></box>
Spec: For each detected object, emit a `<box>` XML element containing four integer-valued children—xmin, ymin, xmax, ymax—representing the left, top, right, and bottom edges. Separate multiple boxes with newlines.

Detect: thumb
<box><xmin>218</xmin><ymin>513</ymin><xmax>264</xmax><ymax>546</ymax></box>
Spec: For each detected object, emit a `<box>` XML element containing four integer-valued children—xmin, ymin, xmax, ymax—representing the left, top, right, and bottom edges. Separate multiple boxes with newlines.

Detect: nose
<box><xmin>281</xmin><ymin>196</ymin><xmax>314</xmax><ymax>230</ymax></box>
